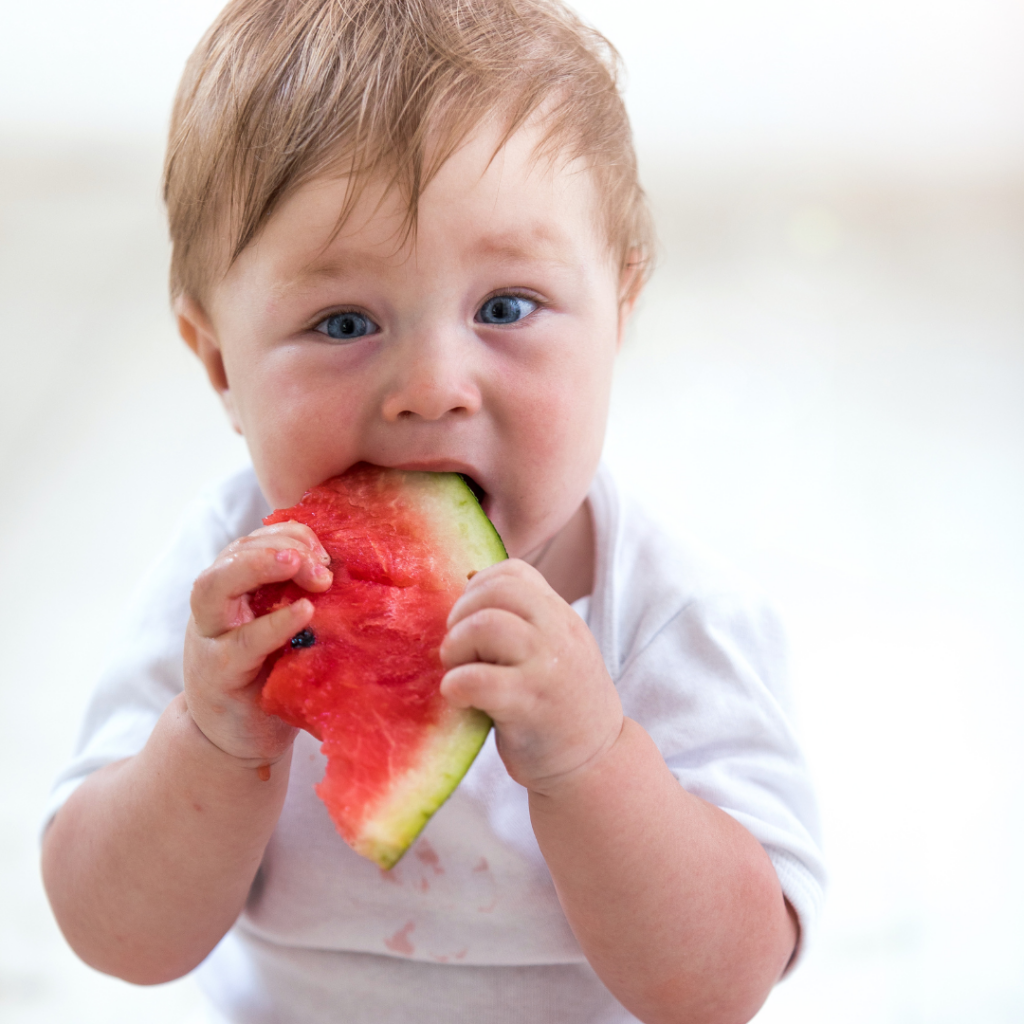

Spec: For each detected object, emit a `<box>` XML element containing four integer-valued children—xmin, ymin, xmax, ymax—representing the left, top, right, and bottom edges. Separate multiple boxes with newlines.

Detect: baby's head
<box><xmin>168</xmin><ymin>0</ymin><xmax>653</xmax><ymax>564</ymax></box>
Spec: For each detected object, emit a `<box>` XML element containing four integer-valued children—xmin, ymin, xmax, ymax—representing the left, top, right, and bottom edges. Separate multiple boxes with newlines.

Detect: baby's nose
<box><xmin>380</xmin><ymin>330</ymin><xmax>482</xmax><ymax>422</ymax></box>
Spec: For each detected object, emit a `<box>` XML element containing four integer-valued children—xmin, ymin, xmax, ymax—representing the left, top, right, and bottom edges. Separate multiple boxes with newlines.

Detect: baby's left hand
<box><xmin>439</xmin><ymin>560</ymin><xmax>623</xmax><ymax>794</ymax></box>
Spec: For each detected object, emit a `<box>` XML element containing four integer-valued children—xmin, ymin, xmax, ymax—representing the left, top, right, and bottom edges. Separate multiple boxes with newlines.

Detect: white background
<box><xmin>1</xmin><ymin>1</ymin><xmax>1022</xmax><ymax>1021</ymax></box>
<box><xmin>2</xmin><ymin>0</ymin><xmax>1023</xmax><ymax>167</ymax></box>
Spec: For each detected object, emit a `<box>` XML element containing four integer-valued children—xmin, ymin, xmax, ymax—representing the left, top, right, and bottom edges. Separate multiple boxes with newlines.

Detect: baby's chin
<box><xmin>485</xmin><ymin>503</ymin><xmax>571</xmax><ymax>563</ymax></box>
<box><xmin>475</xmin><ymin>501</ymin><xmax>522</xmax><ymax>557</ymax></box>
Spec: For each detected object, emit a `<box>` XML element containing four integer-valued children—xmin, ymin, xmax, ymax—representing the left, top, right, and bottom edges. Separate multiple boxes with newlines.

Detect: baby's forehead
<box><xmin>247</xmin><ymin>129</ymin><xmax>611</xmax><ymax>283</ymax></box>
<box><xmin>166</xmin><ymin>0</ymin><xmax>650</xmax><ymax>306</ymax></box>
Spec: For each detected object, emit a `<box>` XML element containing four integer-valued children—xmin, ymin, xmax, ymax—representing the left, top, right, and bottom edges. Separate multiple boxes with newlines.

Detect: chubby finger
<box><xmin>250</xmin><ymin>521</ymin><xmax>331</xmax><ymax>566</ymax></box>
<box><xmin>247</xmin><ymin>521</ymin><xmax>333</xmax><ymax>591</ymax></box>
<box><xmin>448</xmin><ymin>559</ymin><xmax>552</xmax><ymax>629</ymax></box>
<box><xmin>186</xmin><ymin>597</ymin><xmax>314</xmax><ymax>700</ymax></box>
<box><xmin>192</xmin><ymin>545</ymin><xmax>327</xmax><ymax>637</ymax></box>
<box><xmin>441</xmin><ymin>662</ymin><xmax>534</xmax><ymax>719</ymax></box>
<box><xmin>220</xmin><ymin>598</ymin><xmax>315</xmax><ymax>676</ymax></box>
<box><xmin>440</xmin><ymin>607</ymin><xmax>534</xmax><ymax>669</ymax></box>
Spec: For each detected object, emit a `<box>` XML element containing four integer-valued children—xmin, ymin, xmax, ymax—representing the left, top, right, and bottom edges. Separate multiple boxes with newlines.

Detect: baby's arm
<box><xmin>41</xmin><ymin>523</ymin><xmax>332</xmax><ymax>984</ymax></box>
<box><xmin>441</xmin><ymin>561</ymin><xmax>797</xmax><ymax>1024</ymax></box>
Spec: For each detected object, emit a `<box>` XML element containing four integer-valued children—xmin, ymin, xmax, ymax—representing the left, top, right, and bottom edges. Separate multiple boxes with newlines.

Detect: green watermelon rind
<box><xmin>349</xmin><ymin>705</ymin><xmax>493</xmax><ymax>869</ymax></box>
<box><xmin>345</xmin><ymin>470</ymin><xmax>505</xmax><ymax>868</ymax></box>
<box><xmin>397</xmin><ymin>471</ymin><xmax>508</xmax><ymax>575</ymax></box>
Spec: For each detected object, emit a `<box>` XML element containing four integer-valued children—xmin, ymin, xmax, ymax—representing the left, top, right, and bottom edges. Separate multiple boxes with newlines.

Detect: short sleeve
<box><xmin>42</xmin><ymin>466</ymin><xmax>268</xmax><ymax>834</ymax></box>
<box><xmin>615</xmin><ymin>592</ymin><xmax>826</xmax><ymax>964</ymax></box>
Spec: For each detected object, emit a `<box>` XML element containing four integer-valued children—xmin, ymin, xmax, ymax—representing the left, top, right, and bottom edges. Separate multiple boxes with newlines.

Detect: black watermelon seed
<box><xmin>290</xmin><ymin>628</ymin><xmax>315</xmax><ymax>649</ymax></box>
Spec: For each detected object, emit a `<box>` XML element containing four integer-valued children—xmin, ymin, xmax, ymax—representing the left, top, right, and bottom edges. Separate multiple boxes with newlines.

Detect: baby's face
<box><xmin>196</xmin><ymin>123</ymin><xmax>630</xmax><ymax>560</ymax></box>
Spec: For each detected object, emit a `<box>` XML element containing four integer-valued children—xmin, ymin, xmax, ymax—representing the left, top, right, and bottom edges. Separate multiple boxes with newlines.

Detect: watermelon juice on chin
<box><xmin>250</xmin><ymin>464</ymin><xmax>507</xmax><ymax>869</ymax></box>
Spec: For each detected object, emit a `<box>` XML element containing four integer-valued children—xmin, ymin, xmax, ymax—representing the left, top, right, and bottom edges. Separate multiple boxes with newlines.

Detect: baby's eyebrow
<box><xmin>468</xmin><ymin>230</ymin><xmax>576</xmax><ymax>267</ymax></box>
<box><xmin>294</xmin><ymin>250</ymin><xmax>392</xmax><ymax>283</ymax></box>
<box><xmin>290</xmin><ymin>227</ymin><xmax>577</xmax><ymax>286</ymax></box>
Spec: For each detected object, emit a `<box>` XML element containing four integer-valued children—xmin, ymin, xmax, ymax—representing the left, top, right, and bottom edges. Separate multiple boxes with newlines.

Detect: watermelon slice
<box><xmin>251</xmin><ymin>465</ymin><xmax>506</xmax><ymax>868</ymax></box>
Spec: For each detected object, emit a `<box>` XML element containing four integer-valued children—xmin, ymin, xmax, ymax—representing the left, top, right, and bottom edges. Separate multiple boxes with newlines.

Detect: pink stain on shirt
<box><xmin>414</xmin><ymin>838</ymin><xmax>444</xmax><ymax>875</ymax></box>
<box><xmin>384</xmin><ymin>920</ymin><xmax>416</xmax><ymax>956</ymax></box>
<box><xmin>472</xmin><ymin>857</ymin><xmax>489</xmax><ymax>873</ymax></box>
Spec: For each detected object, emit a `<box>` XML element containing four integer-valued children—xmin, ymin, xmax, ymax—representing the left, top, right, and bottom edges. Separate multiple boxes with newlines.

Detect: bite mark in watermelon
<box><xmin>251</xmin><ymin>464</ymin><xmax>507</xmax><ymax>868</ymax></box>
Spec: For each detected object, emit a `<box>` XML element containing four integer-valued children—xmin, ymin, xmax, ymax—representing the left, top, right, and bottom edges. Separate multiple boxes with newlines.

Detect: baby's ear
<box><xmin>175</xmin><ymin>295</ymin><xmax>243</xmax><ymax>435</ymax></box>
<box><xmin>616</xmin><ymin>249</ymin><xmax>646</xmax><ymax>344</ymax></box>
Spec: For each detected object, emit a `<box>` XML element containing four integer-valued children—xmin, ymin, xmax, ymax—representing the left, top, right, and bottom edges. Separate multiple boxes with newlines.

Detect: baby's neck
<box><xmin>525</xmin><ymin>500</ymin><xmax>594</xmax><ymax>605</ymax></box>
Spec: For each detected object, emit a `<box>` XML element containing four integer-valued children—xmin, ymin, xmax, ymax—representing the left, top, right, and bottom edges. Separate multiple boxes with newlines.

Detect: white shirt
<box><xmin>47</xmin><ymin>464</ymin><xmax>825</xmax><ymax>1024</ymax></box>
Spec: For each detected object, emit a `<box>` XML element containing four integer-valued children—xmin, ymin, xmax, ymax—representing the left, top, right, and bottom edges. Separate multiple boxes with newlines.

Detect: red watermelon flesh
<box><xmin>251</xmin><ymin>464</ymin><xmax>506</xmax><ymax>868</ymax></box>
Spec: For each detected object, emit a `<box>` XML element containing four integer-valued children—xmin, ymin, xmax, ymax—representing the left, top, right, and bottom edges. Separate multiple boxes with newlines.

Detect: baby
<box><xmin>41</xmin><ymin>1</ymin><xmax>824</xmax><ymax>1022</ymax></box>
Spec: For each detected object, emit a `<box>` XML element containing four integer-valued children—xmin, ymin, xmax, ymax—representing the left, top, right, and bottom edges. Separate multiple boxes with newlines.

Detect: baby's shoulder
<box><xmin>118</xmin><ymin>465</ymin><xmax>269</xmax><ymax>634</ymax></box>
<box><xmin>616</xmin><ymin>496</ymin><xmax>761</xmax><ymax>608</ymax></box>
<box><xmin>191</xmin><ymin>463</ymin><xmax>271</xmax><ymax>541</ymax></box>
<box><xmin>590</xmin><ymin>469</ymin><xmax>787</xmax><ymax>698</ymax></box>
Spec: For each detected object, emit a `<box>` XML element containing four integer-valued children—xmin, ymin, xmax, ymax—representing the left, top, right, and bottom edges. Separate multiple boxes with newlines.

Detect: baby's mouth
<box><xmin>459</xmin><ymin>473</ymin><xmax>487</xmax><ymax>509</ymax></box>
<box><xmin>376</xmin><ymin>460</ymin><xmax>492</xmax><ymax>517</ymax></box>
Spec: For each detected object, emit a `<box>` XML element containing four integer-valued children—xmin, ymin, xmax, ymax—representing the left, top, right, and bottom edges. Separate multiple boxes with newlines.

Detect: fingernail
<box><xmin>314</xmin><ymin>565</ymin><xmax>332</xmax><ymax>581</ymax></box>
<box><xmin>276</xmin><ymin>549</ymin><xmax>296</xmax><ymax>563</ymax></box>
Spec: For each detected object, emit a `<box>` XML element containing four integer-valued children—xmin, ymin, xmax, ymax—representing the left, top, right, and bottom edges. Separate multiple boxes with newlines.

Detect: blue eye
<box><xmin>476</xmin><ymin>295</ymin><xmax>537</xmax><ymax>325</ymax></box>
<box><xmin>315</xmin><ymin>311</ymin><xmax>377</xmax><ymax>340</ymax></box>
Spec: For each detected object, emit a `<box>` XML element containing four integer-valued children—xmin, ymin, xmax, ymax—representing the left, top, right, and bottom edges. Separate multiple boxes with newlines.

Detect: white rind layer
<box><xmin>391</xmin><ymin>471</ymin><xmax>507</xmax><ymax>583</ymax></box>
<box><xmin>350</xmin><ymin>471</ymin><xmax>505</xmax><ymax>869</ymax></box>
<box><xmin>351</xmin><ymin>704</ymin><xmax>493</xmax><ymax>869</ymax></box>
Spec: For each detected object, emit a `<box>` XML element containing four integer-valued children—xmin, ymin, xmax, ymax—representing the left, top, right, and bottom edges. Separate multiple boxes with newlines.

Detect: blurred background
<box><xmin>1</xmin><ymin>0</ymin><xmax>1022</xmax><ymax>1020</ymax></box>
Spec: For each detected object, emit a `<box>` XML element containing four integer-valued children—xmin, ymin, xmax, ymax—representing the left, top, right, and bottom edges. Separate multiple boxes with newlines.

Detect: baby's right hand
<box><xmin>183</xmin><ymin>522</ymin><xmax>333</xmax><ymax>764</ymax></box>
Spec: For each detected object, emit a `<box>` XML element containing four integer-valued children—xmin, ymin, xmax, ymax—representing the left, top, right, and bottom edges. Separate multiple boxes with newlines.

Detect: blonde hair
<box><xmin>164</xmin><ymin>0</ymin><xmax>653</xmax><ymax>303</ymax></box>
